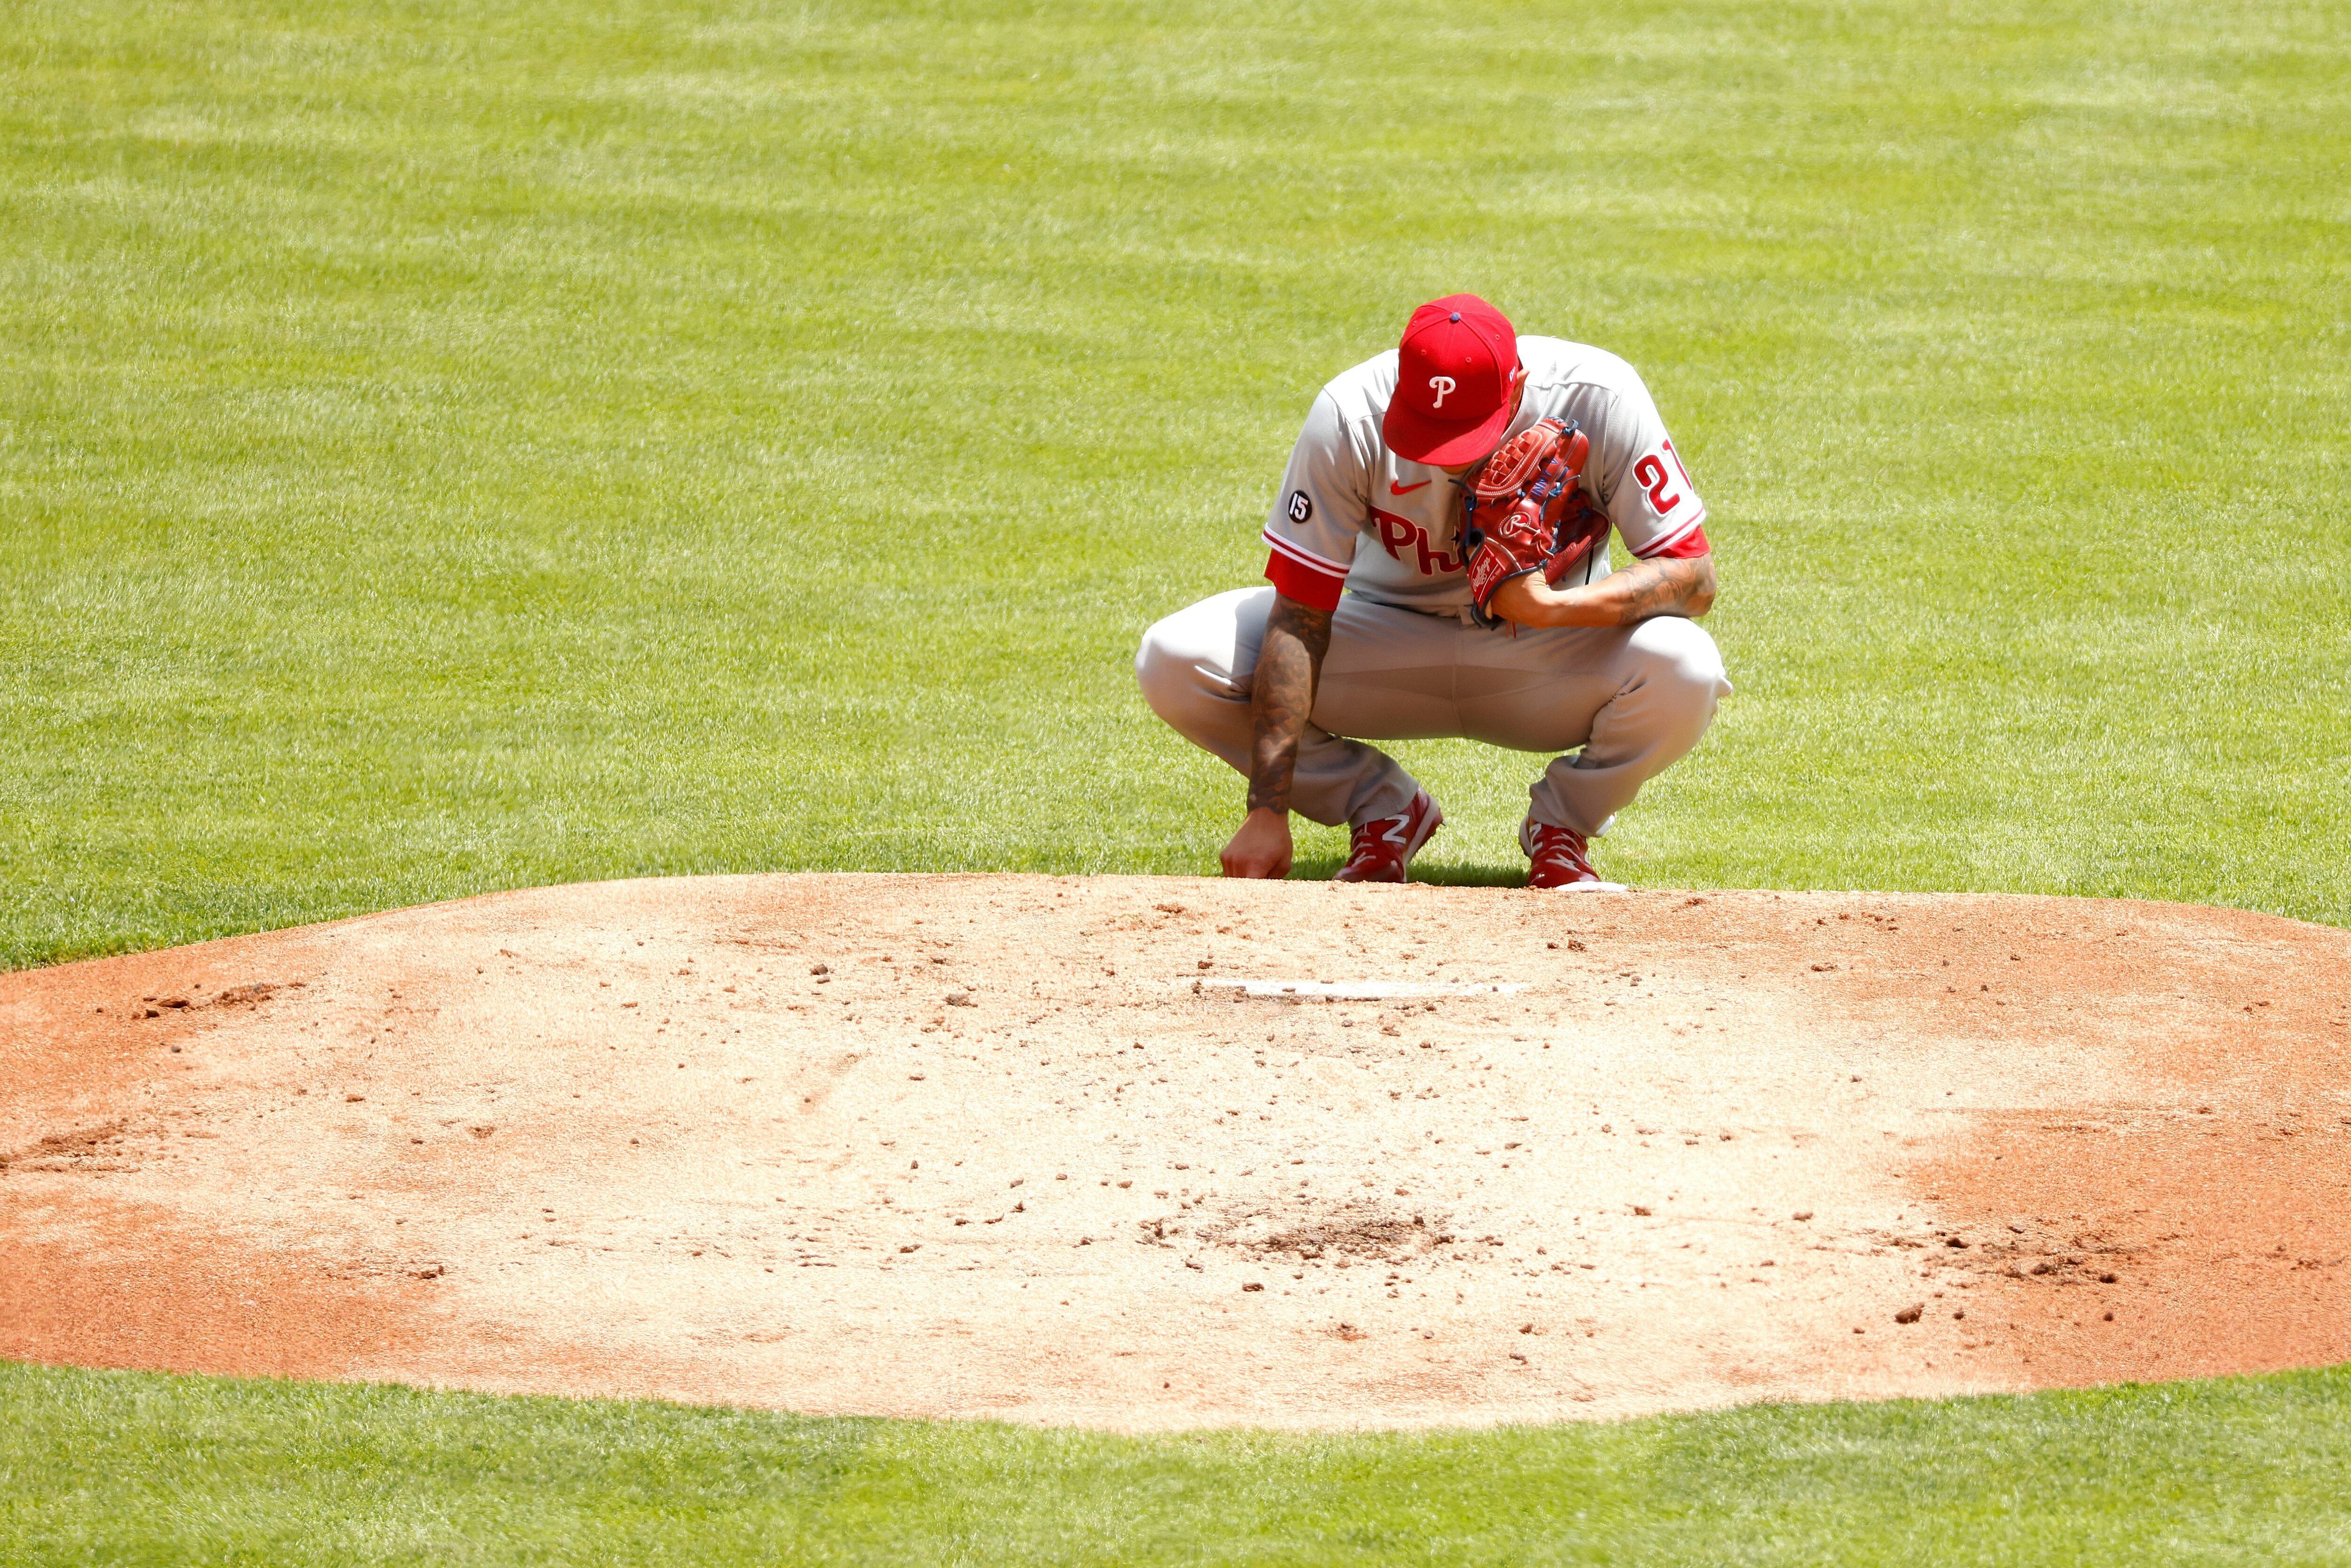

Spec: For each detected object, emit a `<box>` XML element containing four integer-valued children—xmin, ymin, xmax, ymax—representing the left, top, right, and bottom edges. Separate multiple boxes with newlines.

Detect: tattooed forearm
<box><xmin>1487</xmin><ymin>552</ymin><xmax>1716</xmax><ymax>629</ymax></box>
<box><xmin>1612</xmin><ymin>561</ymin><xmax>1684</xmax><ymax>622</ymax></box>
<box><xmin>1246</xmin><ymin>594</ymin><xmax>1333</xmax><ymax>814</ymax></box>
<box><xmin>1602</xmin><ymin>554</ymin><xmax>1716</xmax><ymax>625</ymax></box>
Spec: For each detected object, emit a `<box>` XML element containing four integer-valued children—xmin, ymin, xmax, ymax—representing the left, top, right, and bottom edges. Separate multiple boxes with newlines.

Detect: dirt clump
<box><xmin>1</xmin><ymin>1120</ymin><xmax>133</xmax><ymax>1174</ymax></box>
<box><xmin>1215</xmin><ymin>1205</ymin><xmax>1441</xmax><ymax>1263</ymax></box>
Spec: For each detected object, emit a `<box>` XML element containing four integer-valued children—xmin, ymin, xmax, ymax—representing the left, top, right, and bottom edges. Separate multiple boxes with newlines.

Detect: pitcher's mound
<box><xmin>5</xmin><ymin>874</ymin><xmax>2349</xmax><ymax>1429</ymax></box>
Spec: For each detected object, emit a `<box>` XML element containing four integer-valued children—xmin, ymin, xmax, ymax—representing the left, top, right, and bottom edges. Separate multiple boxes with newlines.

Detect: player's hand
<box><xmin>1488</xmin><ymin>574</ymin><xmax>1558</xmax><ymax>627</ymax></box>
<box><xmin>1220</xmin><ymin>808</ymin><xmax>1294</xmax><ymax>879</ymax></box>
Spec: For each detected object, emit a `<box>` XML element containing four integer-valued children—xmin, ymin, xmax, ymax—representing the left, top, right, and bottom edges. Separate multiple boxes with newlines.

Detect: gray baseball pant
<box><xmin>1135</xmin><ymin>586</ymin><xmax>1729</xmax><ymax>836</ymax></box>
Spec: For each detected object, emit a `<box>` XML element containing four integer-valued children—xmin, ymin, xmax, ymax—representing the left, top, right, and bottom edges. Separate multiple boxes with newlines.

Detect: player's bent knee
<box><xmin>1630</xmin><ymin>615</ymin><xmax>1730</xmax><ymax>699</ymax></box>
<box><xmin>1624</xmin><ymin>618</ymin><xmax>1730</xmax><ymax>750</ymax></box>
<box><xmin>1133</xmin><ymin>618</ymin><xmax>1192</xmax><ymax>723</ymax></box>
<box><xmin>1136</xmin><ymin>589</ymin><xmax>1261</xmax><ymax>730</ymax></box>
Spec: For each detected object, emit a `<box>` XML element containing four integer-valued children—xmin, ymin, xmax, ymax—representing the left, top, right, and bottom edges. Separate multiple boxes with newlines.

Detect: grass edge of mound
<box><xmin>5</xmin><ymin>1359</ymin><xmax>2351</xmax><ymax>1563</ymax></box>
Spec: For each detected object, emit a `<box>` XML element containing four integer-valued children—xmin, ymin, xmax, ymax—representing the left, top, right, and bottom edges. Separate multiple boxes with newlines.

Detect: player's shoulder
<box><xmin>1515</xmin><ymin>335</ymin><xmax>1647</xmax><ymax>397</ymax></box>
<box><xmin>1314</xmin><ymin>349</ymin><xmax>1400</xmax><ymax>425</ymax></box>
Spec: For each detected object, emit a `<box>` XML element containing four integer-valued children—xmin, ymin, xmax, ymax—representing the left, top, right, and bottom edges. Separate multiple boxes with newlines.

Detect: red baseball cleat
<box><xmin>1333</xmin><ymin>790</ymin><xmax>1444</xmax><ymax>883</ymax></box>
<box><xmin>1523</xmin><ymin>819</ymin><xmax>1628</xmax><ymax>891</ymax></box>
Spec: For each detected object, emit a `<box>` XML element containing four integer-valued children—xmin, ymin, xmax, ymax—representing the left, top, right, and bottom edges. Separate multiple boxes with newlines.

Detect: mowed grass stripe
<box><xmin>4</xmin><ymin>0</ymin><xmax>2347</xmax><ymax>969</ymax></box>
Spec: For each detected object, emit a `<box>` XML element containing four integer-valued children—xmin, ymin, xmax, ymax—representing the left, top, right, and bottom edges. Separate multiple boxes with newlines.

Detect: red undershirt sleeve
<box><xmin>1263</xmin><ymin>548</ymin><xmax>1348</xmax><ymax>612</ymax></box>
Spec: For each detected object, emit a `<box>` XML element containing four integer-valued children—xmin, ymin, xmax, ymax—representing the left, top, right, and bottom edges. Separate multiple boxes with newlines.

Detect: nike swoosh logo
<box><xmin>1389</xmin><ymin>480</ymin><xmax>1431</xmax><ymax>496</ymax></box>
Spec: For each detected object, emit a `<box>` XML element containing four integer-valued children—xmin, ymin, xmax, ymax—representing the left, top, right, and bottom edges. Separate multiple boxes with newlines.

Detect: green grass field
<box><xmin>6</xmin><ymin>0</ymin><xmax>2349</xmax><ymax>1559</ymax></box>
<box><xmin>10</xmin><ymin>1362</ymin><xmax>2351</xmax><ymax>1565</ymax></box>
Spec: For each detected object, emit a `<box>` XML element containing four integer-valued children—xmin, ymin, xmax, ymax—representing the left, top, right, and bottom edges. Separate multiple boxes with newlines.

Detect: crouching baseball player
<box><xmin>1136</xmin><ymin>293</ymin><xmax>1729</xmax><ymax>888</ymax></box>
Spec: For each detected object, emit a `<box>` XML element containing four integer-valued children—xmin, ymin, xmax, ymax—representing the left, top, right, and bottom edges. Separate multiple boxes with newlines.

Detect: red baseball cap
<box><xmin>1381</xmin><ymin>294</ymin><xmax>1522</xmax><ymax>465</ymax></box>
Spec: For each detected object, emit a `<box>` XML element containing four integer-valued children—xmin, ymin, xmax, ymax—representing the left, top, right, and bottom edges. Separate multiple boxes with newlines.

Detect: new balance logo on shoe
<box><xmin>1334</xmin><ymin>791</ymin><xmax>1444</xmax><ymax>883</ymax></box>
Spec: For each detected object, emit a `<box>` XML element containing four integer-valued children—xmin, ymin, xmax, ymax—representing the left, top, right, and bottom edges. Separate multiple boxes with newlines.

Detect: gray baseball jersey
<box><xmin>1261</xmin><ymin>336</ymin><xmax>1710</xmax><ymax>614</ymax></box>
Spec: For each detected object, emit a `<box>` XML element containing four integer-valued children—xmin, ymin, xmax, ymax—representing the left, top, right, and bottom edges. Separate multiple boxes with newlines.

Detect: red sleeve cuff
<box><xmin>1645</xmin><ymin>524</ymin><xmax>1711</xmax><ymax>560</ymax></box>
<box><xmin>1265</xmin><ymin>549</ymin><xmax>1346</xmax><ymax>612</ymax></box>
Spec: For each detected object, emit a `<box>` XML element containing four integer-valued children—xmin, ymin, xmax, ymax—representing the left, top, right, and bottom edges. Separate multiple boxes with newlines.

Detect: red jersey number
<box><xmin>1633</xmin><ymin>451</ymin><xmax>1681</xmax><ymax>515</ymax></box>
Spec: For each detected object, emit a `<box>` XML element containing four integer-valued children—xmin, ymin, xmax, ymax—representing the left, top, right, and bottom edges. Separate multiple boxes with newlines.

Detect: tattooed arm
<box><xmin>1220</xmin><ymin>592</ymin><xmax>1333</xmax><ymax>879</ymax></box>
<box><xmin>1486</xmin><ymin>552</ymin><xmax>1716</xmax><ymax>630</ymax></box>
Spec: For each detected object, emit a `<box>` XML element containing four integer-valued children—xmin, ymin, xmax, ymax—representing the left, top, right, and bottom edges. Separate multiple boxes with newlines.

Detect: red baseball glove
<box><xmin>1460</xmin><ymin>418</ymin><xmax>1602</xmax><ymax>629</ymax></box>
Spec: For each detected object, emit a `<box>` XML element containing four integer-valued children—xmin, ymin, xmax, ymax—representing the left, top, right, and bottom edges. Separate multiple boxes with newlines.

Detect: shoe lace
<box><xmin>1349</xmin><ymin>819</ymin><xmax>1399</xmax><ymax>860</ymax></box>
<box><xmin>1529</xmin><ymin>824</ymin><xmax>1591</xmax><ymax>875</ymax></box>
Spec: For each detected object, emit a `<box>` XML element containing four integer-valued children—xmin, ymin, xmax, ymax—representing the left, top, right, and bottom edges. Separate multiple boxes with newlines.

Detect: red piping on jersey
<box><xmin>1261</xmin><ymin>529</ymin><xmax>1351</xmax><ymax>580</ymax></box>
<box><xmin>1631</xmin><ymin>514</ymin><xmax>1710</xmax><ymax>560</ymax></box>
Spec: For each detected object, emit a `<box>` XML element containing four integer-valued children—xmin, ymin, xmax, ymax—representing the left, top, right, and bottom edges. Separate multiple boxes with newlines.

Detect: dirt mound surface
<box><xmin>5</xmin><ymin>874</ymin><xmax>2349</xmax><ymax>1429</ymax></box>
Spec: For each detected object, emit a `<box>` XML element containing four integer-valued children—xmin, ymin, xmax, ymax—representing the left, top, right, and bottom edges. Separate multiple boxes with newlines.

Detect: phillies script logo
<box><xmin>1371</xmin><ymin>506</ymin><xmax>1461</xmax><ymax>576</ymax></box>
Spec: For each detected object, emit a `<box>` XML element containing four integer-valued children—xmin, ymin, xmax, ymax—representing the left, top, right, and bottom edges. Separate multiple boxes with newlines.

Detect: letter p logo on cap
<box><xmin>1383</xmin><ymin>294</ymin><xmax>1519</xmax><ymax>466</ymax></box>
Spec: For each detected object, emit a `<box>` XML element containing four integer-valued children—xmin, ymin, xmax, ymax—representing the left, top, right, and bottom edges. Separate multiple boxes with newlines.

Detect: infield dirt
<box><xmin>4</xmin><ymin>874</ymin><xmax>2349</xmax><ymax>1429</ymax></box>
